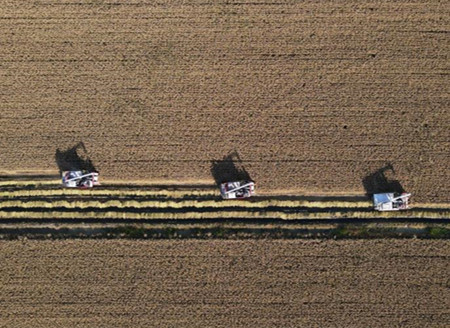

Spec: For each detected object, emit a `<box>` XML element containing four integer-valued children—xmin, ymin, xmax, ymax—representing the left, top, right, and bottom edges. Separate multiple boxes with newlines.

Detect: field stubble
<box><xmin>0</xmin><ymin>1</ymin><xmax>449</xmax><ymax>202</ymax></box>
<box><xmin>0</xmin><ymin>239</ymin><xmax>449</xmax><ymax>327</ymax></box>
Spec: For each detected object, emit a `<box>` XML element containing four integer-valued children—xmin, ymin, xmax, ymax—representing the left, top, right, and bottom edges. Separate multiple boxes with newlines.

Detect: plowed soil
<box><xmin>0</xmin><ymin>239</ymin><xmax>448</xmax><ymax>327</ymax></box>
<box><xmin>0</xmin><ymin>1</ymin><xmax>449</xmax><ymax>202</ymax></box>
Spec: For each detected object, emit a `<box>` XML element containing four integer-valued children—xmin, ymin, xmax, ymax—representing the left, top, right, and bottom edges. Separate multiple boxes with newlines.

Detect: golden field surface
<box><xmin>0</xmin><ymin>0</ymin><xmax>448</xmax><ymax>202</ymax></box>
<box><xmin>0</xmin><ymin>239</ymin><xmax>449</xmax><ymax>327</ymax></box>
<box><xmin>0</xmin><ymin>181</ymin><xmax>449</xmax><ymax>219</ymax></box>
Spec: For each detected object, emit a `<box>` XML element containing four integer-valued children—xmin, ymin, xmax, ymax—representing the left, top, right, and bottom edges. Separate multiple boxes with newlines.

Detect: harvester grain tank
<box><xmin>373</xmin><ymin>192</ymin><xmax>411</xmax><ymax>211</ymax></box>
<box><xmin>220</xmin><ymin>181</ymin><xmax>255</xmax><ymax>199</ymax></box>
<box><xmin>62</xmin><ymin>170</ymin><xmax>99</xmax><ymax>188</ymax></box>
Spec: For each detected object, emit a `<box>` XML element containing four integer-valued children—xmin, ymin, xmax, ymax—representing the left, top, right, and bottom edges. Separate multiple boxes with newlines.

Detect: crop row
<box><xmin>0</xmin><ymin>186</ymin><xmax>217</xmax><ymax>198</ymax></box>
<box><xmin>0</xmin><ymin>210</ymin><xmax>448</xmax><ymax>220</ymax></box>
<box><xmin>2</xmin><ymin>189</ymin><xmax>450</xmax><ymax>210</ymax></box>
<box><xmin>0</xmin><ymin>198</ymin><xmax>374</xmax><ymax>210</ymax></box>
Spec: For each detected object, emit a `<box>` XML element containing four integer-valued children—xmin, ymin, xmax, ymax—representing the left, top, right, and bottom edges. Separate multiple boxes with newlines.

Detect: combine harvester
<box><xmin>220</xmin><ymin>181</ymin><xmax>255</xmax><ymax>199</ymax></box>
<box><xmin>373</xmin><ymin>192</ymin><xmax>411</xmax><ymax>211</ymax></box>
<box><xmin>62</xmin><ymin>171</ymin><xmax>99</xmax><ymax>188</ymax></box>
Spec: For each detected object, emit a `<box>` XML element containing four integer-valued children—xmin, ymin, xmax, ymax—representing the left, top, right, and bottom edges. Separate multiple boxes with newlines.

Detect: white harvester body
<box><xmin>373</xmin><ymin>192</ymin><xmax>411</xmax><ymax>211</ymax></box>
<box><xmin>220</xmin><ymin>181</ymin><xmax>255</xmax><ymax>199</ymax></box>
<box><xmin>62</xmin><ymin>171</ymin><xmax>99</xmax><ymax>188</ymax></box>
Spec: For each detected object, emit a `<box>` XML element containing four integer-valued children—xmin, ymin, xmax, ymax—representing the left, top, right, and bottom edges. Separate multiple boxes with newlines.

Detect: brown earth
<box><xmin>0</xmin><ymin>1</ymin><xmax>449</xmax><ymax>202</ymax></box>
<box><xmin>0</xmin><ymin>239</ymin><xmax>448</xmax><ymax>327</ymax></box>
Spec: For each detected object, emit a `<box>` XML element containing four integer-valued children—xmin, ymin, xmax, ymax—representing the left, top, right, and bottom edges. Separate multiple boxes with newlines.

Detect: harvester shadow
<box><xmin>210</xmin><ymin>151</ymin><xmax>252</xmax><ymax>186</ymax></box>
<box><xmin>362</xmin><ymin>163</ymin><xmax>405</xmax><ymax>197</ymax></box>
<box><xmin>55</xmin><ymin>142</ymin><xmax>98</xmax><ymax>174</ymax></box>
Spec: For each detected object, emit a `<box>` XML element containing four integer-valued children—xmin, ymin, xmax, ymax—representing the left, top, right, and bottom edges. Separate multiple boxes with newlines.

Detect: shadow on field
<box><xmin>55</xmin><ymin>142</ymin><xmax>98</xmax><ymax>174</ymax></box>
<box><xmin>362</xmin><ymin>164</ymin><xmax>405</xmax><ymax>197</ymax></box>
<box><xmin>210</xmin><ymin>151</ymin><xmax>252</xmax><ymax>186</ymax></box>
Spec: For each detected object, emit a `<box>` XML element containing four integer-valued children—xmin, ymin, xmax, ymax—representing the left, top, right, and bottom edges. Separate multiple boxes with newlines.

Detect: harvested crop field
<box><xmin>0</xmin><ymin>239</ymin><xmax>449</xmax><ymax>327</ymax></box>
<box><xmin>0</xmin><ymin>0</ymin><xmax>449</xmax><ymax>202</ymax></box>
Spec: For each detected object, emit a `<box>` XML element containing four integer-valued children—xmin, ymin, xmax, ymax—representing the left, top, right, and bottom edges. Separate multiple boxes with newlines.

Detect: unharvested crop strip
<box><xmin>0</xmin><ymin>210</ymin><xmax>447</xmax><ymax>220</ymax></box>
<box><xmin>0</xmin><ymin>180</ymin><xmax>59</xmax><ymax>187</ymax></box>
<box><xmin>0</xmin><ymin>188</ymin><xmax>217</xmax><ymax>198</ymax></box>
<box><xmin>2</xmin><ymin>181</ymin><xmax>450</xmax><ymax>212</ymax></box>
<box><xmin>1</xmin><ymin>194</ymin><xmax>449</xmax><ymax>210</ymax></box>
<box><xmin>413</xmin><ymin>202</ymin><xmax>450</xmax><ymax>209</ymax></box>
<box><xmin>0</xmin><ymin>210</ymin><xmax>335</xmax><ymax>220</ymax></box>
<box><xmin>0</xmin><ymin>189</ymin><xmax>450</xmax><ymax>210</ymax></box>
<box><xmin>0</xmin><ymin>199</ymin><xmax>372</xmax><ymax>209</ymax></box>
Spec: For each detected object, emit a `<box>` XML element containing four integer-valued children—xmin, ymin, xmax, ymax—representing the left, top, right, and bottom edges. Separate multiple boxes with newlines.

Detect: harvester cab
<box><xmin>373</xmin><ymin>192</ymin><xmax>411</xmax><ymax>211</ymax></box>
<box><xmin>62</xmin><ymin>170</ymin><xmax>99</xmax><ymax>188</ymax></box>
<box><xmin>220</xmin><ymin>181</ymin><xmax>255</xmax><ymax>199</ymax></box>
